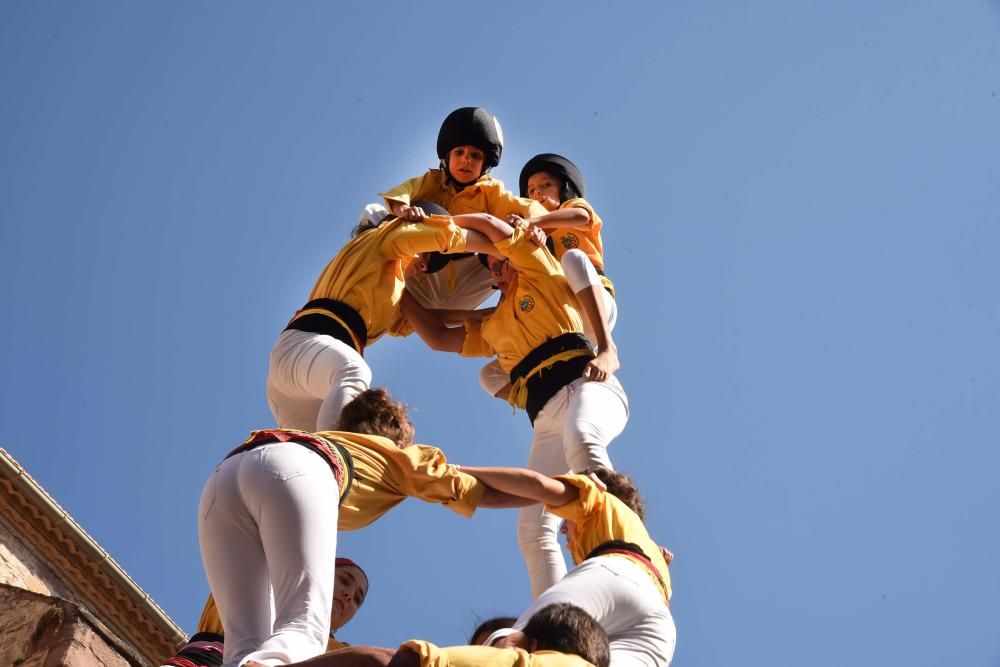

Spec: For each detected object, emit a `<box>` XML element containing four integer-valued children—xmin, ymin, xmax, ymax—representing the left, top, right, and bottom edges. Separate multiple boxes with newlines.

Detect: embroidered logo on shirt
<box><xmin>560</xmin><ymin>234</ymin><xmax>580</xmax><ymax>249</ymax></box>
<box><xmin>519</xmin><ymin>295</ymin><xmax>536</xmax><ymax>312</ymax></box>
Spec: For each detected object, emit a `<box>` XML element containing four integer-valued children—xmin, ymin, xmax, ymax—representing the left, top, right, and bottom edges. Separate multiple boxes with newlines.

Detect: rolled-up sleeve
<box><xmin>382</xmin><ymin>444</ymin><xmax>485</xmax><ymax>517</ymax></box>
<box><xmin>380</xmin><ymin>216</ymin><xmax>468</xmax><ymax>259</ymax></box>
<box><xmin>459</xmin><ymin>319</ymin><xmax>495</xmax><ymax>358</ymax></box>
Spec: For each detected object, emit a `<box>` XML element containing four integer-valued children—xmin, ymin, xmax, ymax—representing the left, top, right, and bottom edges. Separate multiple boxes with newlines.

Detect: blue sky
<box><xmin>2</xmin><ymin>2</ymin><xmax>999</xmax><ymax>665</ymax></box>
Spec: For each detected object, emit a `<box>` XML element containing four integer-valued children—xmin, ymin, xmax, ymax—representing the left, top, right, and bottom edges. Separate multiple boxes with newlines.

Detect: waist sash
<box><xmin>285</xmin><ymin>298</ymin><xmax>368</xmax><ymax>356</ymax></box>
<box><xmin>508</xmin><ymin>333</ymin><xmax>595</xmax><ymax>424</ymax></box>
<box><xmin>224</xmin><ymin>429</ymin><xmax>354</xmax><ymax>504</ymax></box>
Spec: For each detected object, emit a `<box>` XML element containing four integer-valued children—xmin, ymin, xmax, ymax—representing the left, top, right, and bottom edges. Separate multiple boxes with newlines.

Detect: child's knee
<box><xmin>560</xmin><ymin>249</ymin><xmax>600</xmax><ymax>292</ymax></box>
<box><xmin>479</xmin><ymin>360</ymin><xmax>508</xmax><ymax>397</ymax></box>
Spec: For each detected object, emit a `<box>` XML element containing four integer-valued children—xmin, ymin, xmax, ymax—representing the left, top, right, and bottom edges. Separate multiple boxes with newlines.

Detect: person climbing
<box><xmin>400</xmin><ymin>213</ymin><xmax>627</xmax><ymax>597</ymax></box>
<box><xmin>199</xmin><ymin>388</ymin><xmax>527</xmax><ymax>667</ymax></box>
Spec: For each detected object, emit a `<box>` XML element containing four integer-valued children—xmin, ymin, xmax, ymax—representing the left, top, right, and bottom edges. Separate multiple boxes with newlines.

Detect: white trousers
<box><xmin>515</xmin><ymin>557</ymin><xmax>676</xmax><ymax>667</ymax></box>
<box><xmin>519</xmin><ymin>376</ymin><xmax>629</xmax><ymax>597</ymax></box>
<box><xmin>560</xmin><ymin>248</ymin><xmax>618</xmax><ymax>344</ymax></box>
<box><xmin>265</xmin><ymin>329</ymin><xmax>372</xmax><ymax>431</ymax></box>
<box><xmin>404</xmin><ymin>255</ymin><xmax>496</xmax><ymax>310</ymax></box>
<box><xmin>199</xmin><ymin>443</ymin><xmax>340</xmax><ymax>667</ymax></box>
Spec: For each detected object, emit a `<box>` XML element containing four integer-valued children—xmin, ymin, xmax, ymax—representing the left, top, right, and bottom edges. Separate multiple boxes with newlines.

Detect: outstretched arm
<box><xmin>478</xmin><ymin>484</ymin><xmax>537</xmax><ymax>508</ymax></box>
<box><xmin>400</xmin><ymin>291</ymin><xmax>466</xmax><ymax>353</ymax></box>
<box><xmin>458</xmin><ymin>466</ymin><xmax>577</xmax><ymax>507</ymax></box>
<box><xmin>519</xmin><ymin>206</ymin><xmax>591</xmax><ymax>230</ymax></box>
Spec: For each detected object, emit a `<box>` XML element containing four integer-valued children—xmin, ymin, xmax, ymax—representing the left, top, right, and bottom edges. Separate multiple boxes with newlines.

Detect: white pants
<box><xmin>515</xmin><ymin>557</ymin><xmax>676</xmax><ymax>667</ymax></box>
<box><xmin>561</xmin><ymin>248</ymin><xmax>618</xmax><ymax>345</ymax></box>
<box><xmin>519</xmin><ymin>376</ymin><xmax>629</xmax><ymax>597</ymax></box>
<box><xmin>199</xmin><ymin>443</ymin><xmax>340</xmax><ymax>667</ymax></box>
<box><xmin>405</xmin><ymin>255</ymin><xmax>496</xmax><ymax>310</ymax></box>
<box><xmin>266</xmin><ymin>329</ymin><xmax>372</xmax><ymax>431</ymax></box>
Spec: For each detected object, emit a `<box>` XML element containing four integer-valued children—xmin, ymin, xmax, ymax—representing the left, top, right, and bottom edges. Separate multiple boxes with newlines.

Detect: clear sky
<box><xmin>2</xmin><ymin>2</ymin><xmax>998</xmax><ymax>665</ymax></box>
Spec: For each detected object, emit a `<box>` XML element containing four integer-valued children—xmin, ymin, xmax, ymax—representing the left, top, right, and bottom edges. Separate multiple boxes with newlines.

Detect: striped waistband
<box><xmin>285</xmin><ymin>298</ymin><xmax>367</xmax><ymax>355</ymax></box>
<box><xmin>586</xmin><ymin>540</ymin><xmax>670</xmax><ymax>605</ymax></box>
<box><xmin>508</xmin><ymin>333</ymin><xmax>595</xmax><ymax>424</ymax></box>
<box><xmin>224</xmin><ymin>429</ymin><xmax>354</xmax><ymax>503</ymax></box>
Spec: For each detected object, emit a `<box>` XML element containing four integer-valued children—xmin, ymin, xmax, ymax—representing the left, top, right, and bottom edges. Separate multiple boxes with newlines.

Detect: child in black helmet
<box><xmin>478</xmin><ymin>154</ymin><xmax>619</xmax><ymax>398</ymax></box>
<box><xmin>381</xmin><ymin>107</ymin><xmax>545</xmax><ymax>222</ymax></box>
<box><xmin>380</xmin><ymin>108</ymin><xmax>549</xmax><ymax>320</ymax></box>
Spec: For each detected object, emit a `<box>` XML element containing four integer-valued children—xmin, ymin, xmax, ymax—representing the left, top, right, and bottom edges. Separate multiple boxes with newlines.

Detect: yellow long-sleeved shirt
<box><xmin>296</xmin><ymin>215</ymin><xmax>468</xmax><ymax>345</ymax></box>
<box><xmin>459</xmin><ymin>226</ymin><xmax>585</xmax><ymax>372</ymax></box>
<box><xmin>319</xmin><ymin>430</ymin><xmax>485</xmax><ymax>529</ymax></box>
<box><xmin>382</xmin><ymin>169</ymin><xmax>547</xmax><ymax>219</ymax></box>
<box><xmin>547</xmin><ymin>475</ymin><xmax>671</xmax><ymax>604</ymax></box>
<box><xmin>400</xmin><ymin>641</ymin><xmax>595</xmax><ymax>667</ymax></box>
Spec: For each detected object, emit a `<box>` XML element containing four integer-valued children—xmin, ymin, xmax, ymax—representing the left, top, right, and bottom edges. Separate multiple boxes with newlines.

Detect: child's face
<box><xmin>448</xmin><ymin>145</ymin><xmax>486</xmax><ymax>184</ymax></box>
<box><xmin>405</xmin><ymin>252</ymin><xmax>431</xmax><ymax>278</ymax></box>
<box><xmin>526</xmin><ymin>171</ymin><xmax>562</xmax><ymax>212</ymax></box>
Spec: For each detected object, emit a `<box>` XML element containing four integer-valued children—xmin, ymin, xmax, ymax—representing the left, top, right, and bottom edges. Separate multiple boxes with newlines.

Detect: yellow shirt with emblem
<box><xmin>304</xmin><ymin>215</ymin><xmax>468</xmax><ymax>344</ymax></box>
<box><xmin>459</xmin><ymin>226</ymin><xmax>585</xmax><ymax>372</ymax></box>
<box><xmin>547</xmin><ymin>474</ymin><xmax>672</xmax><ymax>603</ymax></box>
<box><xmin>543</xmin><ymin>198</ymin><xmax>606</xmax><ymax>271</ymax></box>
<box><xmin>382</xmin><ymin>169</ymin><xmax>547</xmax><ymax>219</ymax></box>
<box><xmin>400</xmin><ymin>641</ymin><xmax>595</xmax><ymax>667</ymax></box>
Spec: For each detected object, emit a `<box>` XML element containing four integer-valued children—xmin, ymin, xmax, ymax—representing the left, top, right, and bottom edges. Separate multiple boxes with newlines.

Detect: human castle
<box><xmin>164</xmin><ymin>107</ymin><xmax>676</xmax><ymax>667</ymax></box>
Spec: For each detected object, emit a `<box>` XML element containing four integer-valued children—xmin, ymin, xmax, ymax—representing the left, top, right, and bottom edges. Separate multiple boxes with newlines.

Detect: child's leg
<box><xmin>562</xmin><ymin>376</ymin><xmax>629</xmax><ymax>473</ymax></box>
<box><xmin>478</xmin><ymin>359</ymin><xmax>510</xmax><ymax>398</ymax></box>
<box><xmin>518</xmin><ymin>389</ymin><xmax>573</xmax><ymax>598</ymax></box>
<box><xmin>560</xmin><ymin>249</ymin><xmax>617</xmax><ymax>344</ymax></box>
<box><xmin>202</xmin><ymin>443</ymin><xmax>340</xmax><ymax>667</ymax></box>
<box><xmin>245</xmin><ymin>444</ymin><xmax>340</xmax><ymax>665</ymax></box>
<box><xmin>198</xmin><ymin>454</ymin><xmax>273</xmax><ymax>665</ymax></box>
<box><xmin>267</xmin><ymin>329</ymin><xmax>373</xmax><ymax>431</ymax></box>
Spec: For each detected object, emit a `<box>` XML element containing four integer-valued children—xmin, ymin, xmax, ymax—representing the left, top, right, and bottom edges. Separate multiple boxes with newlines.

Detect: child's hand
<box><xmin>526</xmin><ymin>224</ymin><xmax>548</xmax><ymax>247</ymax></box>
<box><xmin>400</xmin><ymin>205</ymin><xmax>427</xmax><ymax>222</ymax></box>
<box><xmin>659</xmin><ymin>545</ymin><xmax>675</xmax><ymax>565</ymax></box>
<box><xmin>582</xmin><ymin>347</ymin><xmax>620</xmax><ymax>382</ymax></box>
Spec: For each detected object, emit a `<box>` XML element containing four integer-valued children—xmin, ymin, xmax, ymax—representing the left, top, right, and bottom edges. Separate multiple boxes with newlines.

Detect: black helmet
<box><xmin>519</xmin><ymin>153</ymin><xmax>586</xmax><ymax>200</ymax></box>
<box><xmin>437</xmin><ymin>107</ymin><xmax>504</xmax><ymax>170</ymax></box>
<box><xmin>410</xmin><ymin>199</ymin><xmax>450</xmax><ymax>217</ymax></box>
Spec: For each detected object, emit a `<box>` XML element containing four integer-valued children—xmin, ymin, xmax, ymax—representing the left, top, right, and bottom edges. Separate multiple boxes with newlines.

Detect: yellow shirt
<box><xmin>301</xmin><ymin>215</ymin><xmax>468</xmax><ymax>344</ymax></box>
<box><xmin>317</xmin><ymin>430</ymin><xmax>485</xmax><ymax>530</ymax></box>
<box><xmin>543</xmin><ymin>199</ymin><xmax>606</xmax><ymax>272</ymax></box>
<box><xmin>197</xmin><ymin>596</ymin><xmax>350</xmax><ymax>652</ymax></box>
<box><xmin>382</xmin><ymin>169</ymin><xmax>547</xmax><ymax>219</ymax></box>
<box><xmin>547</xmin><ymin>475</ymin><xmax>672</xmax><ymax>603</ymax></box>
<box><xmin>401</xmin><ymin>641</ymin><xmax>595</xmax><ymax>667</ymax></box>
<box><xmin>459</xmin><ymin>226</ymin><xmax>585</xmax><ymax>372</ymax></box>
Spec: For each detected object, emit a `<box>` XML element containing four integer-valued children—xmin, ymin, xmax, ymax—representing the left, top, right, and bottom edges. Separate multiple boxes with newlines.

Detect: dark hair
<box><xmin>336</xmin><ymin>388</ymin><xmax>414</xmax><ymax>447</ymax></box>
<box><xmin>590</xmin><ymin>468</ymin><xmax>645</xmax><ymax>521</ymax></box>
<box><xmin>523</xmin><ymin>603</ymin><xmax>609</xmax><ymax>667</ymax></box>
<box><xmin>351</xmin><ymin>212</ymin><xmax>393</xmax><ymax>239</ymax></box>
<box><xmin>469</xmin><ymin>616</ymin><xmax>518</xmax><ymax>645</ymax></box>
